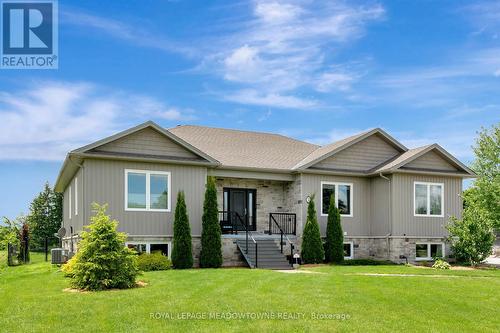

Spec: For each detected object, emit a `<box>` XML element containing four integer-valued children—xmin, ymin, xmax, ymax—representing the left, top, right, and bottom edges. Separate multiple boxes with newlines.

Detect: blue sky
<box><xmin>1</xmin><ymin>0</ymin><xmax>499</xmax><ymax>219</ymax></box>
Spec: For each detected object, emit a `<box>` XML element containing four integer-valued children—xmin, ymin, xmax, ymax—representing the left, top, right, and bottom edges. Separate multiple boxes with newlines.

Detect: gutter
<box><xmin>379</xmin><ymin>173</ymin><xmax>392</xmax><ymax>259</ymax></box>
<box><xmin>68</xmin><ymin>156</ymin><xmax>85</xmax><ymax>242</ymax></box>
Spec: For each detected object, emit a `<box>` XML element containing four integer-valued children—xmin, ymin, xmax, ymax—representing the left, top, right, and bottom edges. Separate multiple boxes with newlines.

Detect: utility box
<box><xmin>51</xmin><ymin>248</ymin><xmax>68</xmax><ymax>265</ymax></box>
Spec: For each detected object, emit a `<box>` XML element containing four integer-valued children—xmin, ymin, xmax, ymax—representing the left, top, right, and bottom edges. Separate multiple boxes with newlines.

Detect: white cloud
<box><xmin>61</xmin><ymin>10</ymin><xmax>195</xmax><ymax>57</ymax></box>
<box><xmin>203</xmin><ymin>1</ymin><xmax>384</xmax><ymax>107</ymax></box>
<box><xmin>305</xmin><ymin>127</ymin><xmax>372</xmax><ymax>145</ymax></box>
<box><xmin>461</xmin><ymin>1</ymin><xmax>500</xmax><ymax>38</ymax></box>
<box><xmin>254</xmin><ymin>1</ymin><xmax>303</xmax><ymax>24</ymax></box>
<box><xmin>223</xmin><ymin>89</ymin><xmax>317</xmax><ymax>109</ymax></box>
<box><xmin>257</xmin><ymin>109</ymin><xmax>272</xmax><ymax>122</ymax></box>
<box><xmin>0</xmin><ymin>81</ymin><xmax>196</xmax><ymax>160</ymax></box>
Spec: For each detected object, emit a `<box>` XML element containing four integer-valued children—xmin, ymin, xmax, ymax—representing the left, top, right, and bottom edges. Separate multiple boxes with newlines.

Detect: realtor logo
<box><xmin>1</xmin><ymin>0</ymin><xmax>58</xmax><ymax>69</ymax></box>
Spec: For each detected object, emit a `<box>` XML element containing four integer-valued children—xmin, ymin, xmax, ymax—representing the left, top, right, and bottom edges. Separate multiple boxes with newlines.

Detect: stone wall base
<box><xmin>63</xmin><ymin>235</ymin><xmax>450</xmax><ymax>267</ymax></box>
<box><xmin>336</xmin><ymin>237</ymin><xmax>450</xmax><ymax>264</ymax></box>
<box><xmin>63</xmin><ymin>235</ymin><xmax>248</xmax><ymax>268</ymax></box>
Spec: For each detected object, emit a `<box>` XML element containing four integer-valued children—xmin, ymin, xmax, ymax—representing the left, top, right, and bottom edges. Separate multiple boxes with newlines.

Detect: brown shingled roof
<box><xmin>169</xmin><ymin>125</ymin><xmax>319</xmax><ymax>170</ymax></box>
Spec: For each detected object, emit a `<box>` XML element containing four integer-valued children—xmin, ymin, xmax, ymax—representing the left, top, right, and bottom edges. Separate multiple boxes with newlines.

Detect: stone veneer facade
<box><xmin>215</xmin><ymin>177</ymin><xmax>300</xmax><ymax>233</ymax></box>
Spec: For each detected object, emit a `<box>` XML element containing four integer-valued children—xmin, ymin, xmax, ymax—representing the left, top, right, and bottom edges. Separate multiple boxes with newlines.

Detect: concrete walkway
<box><xmin>485</xmin><ymin>256</ymin><xmax>500</xmax><ymax>266</ymax></box>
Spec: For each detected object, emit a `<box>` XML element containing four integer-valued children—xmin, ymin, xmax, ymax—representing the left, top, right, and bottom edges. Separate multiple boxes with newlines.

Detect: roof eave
<box><xmin>376</xmin><ymin>169</ymin><xmax>477</xmax><ymax>178</ymax></box>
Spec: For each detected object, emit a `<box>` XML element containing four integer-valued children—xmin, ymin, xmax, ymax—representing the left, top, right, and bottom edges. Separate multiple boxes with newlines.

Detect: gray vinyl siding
<box><xmin>300</xmin><ymin>174</ymin><xmax>371</xmax><ymax>236</ymax></box>
<box><xmin>404</xmin><ymin>150</ymin><xmax>458</xmax><ymax>171</ymax></box>
<box><xmin>81</xmin><ymin>159</ymin><xmax>207</xmax><ymax>236</ymax></box>
<box><xmin>391</xmin><ymin>173</ymin><xmax>462</xmax><ymax>237</ymax></box>
<box><xmin>92</xmin><ymin>127</ymin><xmax>199</xmax><ymax>159</ymax></box>
<box><xmin>313</xmin><ymin>134</ymin><xmax>400</xmax><ymax>171</ymax></box>
<box><xmin>62</xmin><ymin>168</ymin><xmax>84</xmax><ymax>236</ymax></box>
<box><xmin>370</xmin><ymin>176</ymin><xmax>391</xmax><ymax>236</ymax></box>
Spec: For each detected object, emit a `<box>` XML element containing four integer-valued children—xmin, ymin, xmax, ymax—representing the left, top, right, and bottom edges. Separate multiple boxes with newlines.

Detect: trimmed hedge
<box><xmin>340</xmin><ymin>259</ymin><xmax>395</xmax><ymax>266</ymax></box>
<box><xmin>137</xmin><ymin>253</ymin><xmax>172</xmax><ymax>271</ymax></box>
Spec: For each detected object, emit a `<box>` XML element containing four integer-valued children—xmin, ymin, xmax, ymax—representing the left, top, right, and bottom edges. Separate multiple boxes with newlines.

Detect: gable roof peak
<box><xmin>293</xmin><ymin>127</ymin><xmax>407</xmax><ymax>170</ymax></box>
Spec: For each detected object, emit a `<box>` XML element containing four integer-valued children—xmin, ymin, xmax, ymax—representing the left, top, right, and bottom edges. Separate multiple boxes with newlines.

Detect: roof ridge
<box><xmin>169</xmin><ymin>124</ymin><xmax>319</xmax><ymax>147</ymax></box>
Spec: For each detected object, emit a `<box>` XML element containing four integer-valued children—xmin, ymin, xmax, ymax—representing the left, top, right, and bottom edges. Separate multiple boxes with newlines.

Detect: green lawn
<box><xmin>0</xmin><ymin>253</ymin><xmax>499</xmax><ymax>333</ymax></box>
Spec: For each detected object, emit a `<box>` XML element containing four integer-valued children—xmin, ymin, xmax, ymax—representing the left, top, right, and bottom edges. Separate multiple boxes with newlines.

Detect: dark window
<box><xmin>430</xmin><ymin>244</ymin><xmax>443</xmax><ymax>258</ymax></box>
<box><xmin>338</xmin><ymin>185</ymin><xmax>351</xmax><ymax>215</ymax></box>
<box><xmin>416</xmin><ymin>244</ymin><xmax>428</xmax><ymax>258</ymax></box>
<box><xmin>150</xmin><ymin>244</ymin><xmax>169</xmax><ymax>256</ymax></box>
<box><xmin>322</xmin><ymin>184</ymin><xmax>335</xmax><ymax>215</ymax></box>
<box><xmin>343</xmin><ymin>243</ymin><xmax>352</xmax><ymax>258</ymax></box>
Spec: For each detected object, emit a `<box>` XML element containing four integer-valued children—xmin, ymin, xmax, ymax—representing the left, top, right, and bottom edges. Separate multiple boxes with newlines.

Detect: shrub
<box><xmin>447</xmin><ymin>202</ymin><xmax>495</xmax><ymax>266</ymax></box>
<box><xmin>200</xmin><ymin>177</ymin><xmax>222</xmax><ymax>268</ymax></box>
<box><xmin>61</xmin><ymin>256</ymin><xmax>76</xmax><ymax>277</ymax></box>
<box><xmin>171</xmin><ymin>191</ymin><xmax>193</xmax><ymax>269</ymax></box>
<box><xmin>324</xmin><ymin>195</ymin><xmax>343</xmax><ymax>263</ymax></box>
<box><xmin>432</xmin><ymin>259</ymin><xmax>451</xmax><ymax>270</ymax></box>
<box><xmin>301</xmin><ymin>195</ymin><xmax>324</xmax><ymax>264</ymax></box>
<box><xmin>340</xmin><ymin>259</ymin><xmax>395</xmax><ymax>266</ymax></box>
<box><xmin>137</xmin><ymin>253</ymin><xmax>172</xmax><ymax>271</ymax></box>
<box><xmin>67</xmin><ymin>203</ymin><xmax>139</xmax><ymax>291</ymax></box>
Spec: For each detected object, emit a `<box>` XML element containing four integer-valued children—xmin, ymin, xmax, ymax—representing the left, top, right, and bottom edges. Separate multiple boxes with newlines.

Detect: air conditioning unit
<box><xmin>51</xmin><ymin>248</ymin><xmax>68</xmax><ymax>265</ymax></box>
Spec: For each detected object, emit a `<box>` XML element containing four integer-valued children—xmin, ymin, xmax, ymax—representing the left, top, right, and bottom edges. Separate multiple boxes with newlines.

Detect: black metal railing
<box><xmin>269</xmin><ymin>213</ymin><xmax>295</xmax><ymax>266</ymax></box>
<box><xmin>219</xmin><ymin>211</ymin><xmax>258</xmax><ymax>268</ymax></box>
<box><xmin>219</xmin><ymin>210</ymin><xmax>250</xmax><ymax>234</ymax></box>
<box><xmin>268</xmin><ymin>213</ymin><xmax>296</xmax><ymax>235</ymax></box>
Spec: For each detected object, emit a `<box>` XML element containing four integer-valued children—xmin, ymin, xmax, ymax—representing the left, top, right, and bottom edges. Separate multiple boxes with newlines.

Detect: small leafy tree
<box><xmin>66</xmin><ymin>203</ymin><xmax>139</xmax><ymax>290</ymax></box>
<box><xmin>301</xmin><ymin>195</ymin><xmax>324</xmax><ymax>264</ymax></box>
<box><xmin>469</xmin><ymin>124</ymin><xmax>500</xmax><ymax>229</ymax></box>
<box><xmin>325</xmin><ymin>196</ymin><xmax>343</xmax><ymax>263</ymax></box>
<box><xmin>447</xmin><ymin>203</ymin><xmax>495</xmax><ymax>266</ymax></box>
<box><xmin>1</xmin><ymin>216</ymin><xmax>22</xmax><ymax>266</ymax></box>
<box><xmin>171</xmin><ymin>191</ymin><xmax>193</xmax><ymax>269</ymax></box>
<box><xmin>199</xmin><ymin>176</ymin><xmax>222</xmax><ymax>268</ymax></box>
<box><xmin>0</xmin><ymin>216</ymin><xmax>21</xmax><ymax>250</ymax></box>
<box><xmin>27</xmin><ymin>182</ymin><xmax>63</xmax><ymax>250</ymax></box>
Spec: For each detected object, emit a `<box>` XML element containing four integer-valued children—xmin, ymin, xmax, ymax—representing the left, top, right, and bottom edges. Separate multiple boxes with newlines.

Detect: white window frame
<box><xmin>344</xmin><ymin>241</ymin><xmax>354</xmax><ymax>260</ymax></box>
<box><xmin>125</xmin><ymin>169</ymin><xmax>171</xmax><ymax>212</ymax></box>
<box><xmin>415</xmin><ymin>242</ymin><xmax>445</xmax><ymax>261</ymax></box>
<box><xmin>320</xmin><ymin>181</ymin><xmax>354</xmax><ymax>217</ymax></box>
<box><xmin>413</xmin><ymin>182</ymin><xmax>444</xmax><ymax>217</ymax></box>
<box><xmin>74</xmin><ymin>177</ymin><xmax>78</xmax><ymax>216</ymax></box>
<box><xmin>125</xmin><ymin>241</ymin><xmax>171</xmax><ymax>259</ymax></box>
<box><xmin>69</xmin><ymin>185</ymin><xmax>72</xmax><ymax>219</ymax></box>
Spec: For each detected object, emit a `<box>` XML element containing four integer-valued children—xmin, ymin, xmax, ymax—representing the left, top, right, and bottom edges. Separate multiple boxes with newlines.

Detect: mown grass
<box><xmin>0</xmin><ymin>253</ymin><xmax>499</xmax><ymax>332</ymax></box>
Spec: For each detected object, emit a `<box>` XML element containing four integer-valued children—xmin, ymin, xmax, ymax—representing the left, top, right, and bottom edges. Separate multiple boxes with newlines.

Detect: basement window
<box><xmin>126</xmin><ymin>242</ymin><xmax>170</xmax><ymax>258</ymax></box>
<box><xmin>415</xmin><ymin>243</ymin><xmax>444</xmax><ymax>260</ymax></box>
<box><xmin>344</xmin><ymin>242</ymin><xmax>353</xmax><ymax>260</ymax></box>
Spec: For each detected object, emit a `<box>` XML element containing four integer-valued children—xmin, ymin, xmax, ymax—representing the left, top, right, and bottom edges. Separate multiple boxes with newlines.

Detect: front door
<box><xmin>224</xmin><ymin>188</ymin><xmax>256</xmax><ymax>231</ymax></box>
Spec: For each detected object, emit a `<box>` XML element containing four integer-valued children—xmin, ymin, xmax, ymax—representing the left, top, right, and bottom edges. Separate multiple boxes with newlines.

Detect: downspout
<box><xmin>379</xmin><ymin>173</ymin><xmax>392</xmax><ymax>259</ymax></box>
<box><xmin>68</xmin><ymin>156</ymin><xmax>84</xmax><ymax>251</ymax></box>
